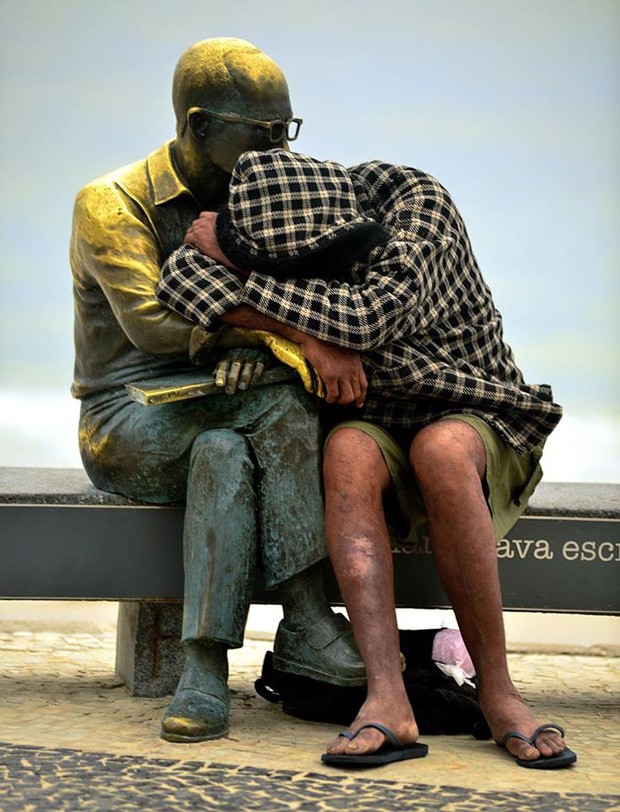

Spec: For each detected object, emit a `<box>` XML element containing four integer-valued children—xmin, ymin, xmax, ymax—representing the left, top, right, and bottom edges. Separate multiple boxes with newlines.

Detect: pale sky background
<box><xmin>0</xmin><ymin>0</ymin><xmax>618</xmax><ymax>479</ymax></box>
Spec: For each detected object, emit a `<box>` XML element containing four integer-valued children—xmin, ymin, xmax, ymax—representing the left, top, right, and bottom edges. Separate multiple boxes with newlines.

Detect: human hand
<box><xmin>184</xmin><ymin>211</ymin><xmax>230</xmax><ymax>265</ymax></box>
<box><xmin>298</xmin><ymin>335</ymin><xmax>367</xmax><ymax>407</ymax></box>
<box><xmin>184</xmin><ymin>212</ymin><xmax>251</xmax><ymax>278</ymax></box>
<box><xmin>214</xmin><ymin>348</ymin><xmax>271</xmax><ymax>395</ymax></box>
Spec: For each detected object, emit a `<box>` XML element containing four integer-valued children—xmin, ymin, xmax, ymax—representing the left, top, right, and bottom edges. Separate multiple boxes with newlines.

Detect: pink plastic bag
<box><xmin>432</xmin><ymin>628</ymin><xmax>475</xmax><ymax>679</ymax></box>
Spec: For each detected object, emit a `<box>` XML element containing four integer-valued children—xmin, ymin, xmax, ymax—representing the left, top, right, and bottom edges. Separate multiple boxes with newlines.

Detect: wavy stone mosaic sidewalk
<box><xmin>1</xmin><ymin>627</ymin><xmax>619</xmax><ymax>810</ymax></box>
<box><xmin>2</xmin><ymin>743</ymin><xmax>620</xmax><ymax>812</ymax></box>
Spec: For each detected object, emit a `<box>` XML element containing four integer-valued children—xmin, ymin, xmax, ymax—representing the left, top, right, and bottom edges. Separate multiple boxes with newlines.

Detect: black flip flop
<box><xmin>501</xmin><ymin>723</ymin><xmax>577</xmax><ymax>769</ymax></box>
<box><xmin>321</xmin><ymin>722</ymin><xmax>429</xmax><ymax>767</ymax></box>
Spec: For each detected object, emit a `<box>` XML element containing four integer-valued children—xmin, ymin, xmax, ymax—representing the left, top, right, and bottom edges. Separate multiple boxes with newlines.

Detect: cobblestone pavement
<box><xmin>1</xmin><ymin>628</ymin><xmax>619</xmax><ymax>810</ymax></box>
<box><xmin>2</xmin><ymin>743</ymin><xmax>620</xmax><ymax>812</ymax></box>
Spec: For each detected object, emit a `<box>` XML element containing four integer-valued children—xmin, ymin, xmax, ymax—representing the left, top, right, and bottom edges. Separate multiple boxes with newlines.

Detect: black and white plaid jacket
<box><xmin>157</xmin><ymin>161</ymin><xmax>562</xmax><ymax>454</ymax></box>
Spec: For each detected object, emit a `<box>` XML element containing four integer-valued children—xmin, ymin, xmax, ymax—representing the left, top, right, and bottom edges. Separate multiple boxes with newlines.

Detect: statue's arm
<box><xmin>71</xmin><ymin>181</ymin><xmax>198</xmax><ymax>356</ymax></box>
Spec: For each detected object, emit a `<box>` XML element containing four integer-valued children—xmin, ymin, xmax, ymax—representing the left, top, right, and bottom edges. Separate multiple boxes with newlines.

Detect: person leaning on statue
<box><xmin>69</xmin><ymin>38</ymin><xmax>366</xmax><ymax>745</ymax></box>
<box><xmin>156</xmin><ymin>149</ymin><xmax>577</xmax><ymax>769</ymax></box>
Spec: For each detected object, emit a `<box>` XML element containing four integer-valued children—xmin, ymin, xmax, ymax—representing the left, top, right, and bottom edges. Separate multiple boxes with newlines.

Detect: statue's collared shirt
<box><xmin>70</xmin><ymin>142</ymin><xmax>244</xmax><ymax>399</ymax></box>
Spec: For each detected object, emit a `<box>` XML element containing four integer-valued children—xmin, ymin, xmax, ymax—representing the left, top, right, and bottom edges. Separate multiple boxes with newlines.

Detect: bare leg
<box><xmin>323</xmin><ymin>428</ymin><xmax>419</xmax><ymax>756</ymax></box>
<box><xmin>410</xmin><ymin>420</ymin><xmax>566</xmax><ymax>762</ymax></box>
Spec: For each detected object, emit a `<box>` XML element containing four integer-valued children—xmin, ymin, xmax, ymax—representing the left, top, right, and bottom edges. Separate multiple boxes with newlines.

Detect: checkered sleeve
<box><xmin>240</xmin><ymin>162</ymin><xmax>468</xmax><ymax>351</ymax></box>
<box><xmin>156</xmin><ymin>244</ymin><xmax>244</xmax><ymax>330</ymax></box>
<box><xmin>241</xmin><ymin>236</ymin><xmax>451</xmax><ymax>351</ymax></box>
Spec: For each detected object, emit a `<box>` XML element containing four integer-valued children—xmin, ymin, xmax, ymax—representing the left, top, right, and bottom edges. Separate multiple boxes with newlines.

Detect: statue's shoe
<box><xmin>161</xmin><ymin>687</ymin><xmax>229</xmax><ymax>742</ymax></box>
<box><xmin>273</xmin><ymin>613</ymin><xmax>367</xmax><ymax>686</ymax></box>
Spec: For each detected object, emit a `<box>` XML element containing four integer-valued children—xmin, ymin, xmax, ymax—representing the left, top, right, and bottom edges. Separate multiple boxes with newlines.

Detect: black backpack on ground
<box><xmin>255</xmin><ymin>629</ymin><xmax>490</xmax><ymax>735</ymax></box>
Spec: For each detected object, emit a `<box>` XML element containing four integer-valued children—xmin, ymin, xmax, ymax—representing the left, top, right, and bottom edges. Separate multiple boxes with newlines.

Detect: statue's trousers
<box><xmin>79</xmin><ymin>382</ymin><xmax>327</xmax><ymax>647</ymax></box>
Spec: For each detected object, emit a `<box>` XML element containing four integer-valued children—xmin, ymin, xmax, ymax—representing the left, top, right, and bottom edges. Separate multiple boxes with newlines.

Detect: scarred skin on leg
<box><xmin>324</xmin><ymin>428</ymin><xmax>419</xmax><ymax>757</ymax></box>
<box><xmin>323</xmin><ymin>421</ymin><xmax>568</xmax><ymax>763</ymax></box>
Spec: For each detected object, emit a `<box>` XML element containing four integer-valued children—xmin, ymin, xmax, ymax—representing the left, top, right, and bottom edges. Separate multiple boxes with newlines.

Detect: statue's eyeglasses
<box><xmin>187</xmin><ymin>106</ymin><xmax>303</xmax><ymax>144</ymax></box>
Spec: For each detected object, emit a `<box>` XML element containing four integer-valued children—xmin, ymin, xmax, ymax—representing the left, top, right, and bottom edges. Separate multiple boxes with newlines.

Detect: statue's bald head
<box><xmin>172</xmin><ymin>37</ymin><xmax>292</xmax><ymax>135</ymax></box>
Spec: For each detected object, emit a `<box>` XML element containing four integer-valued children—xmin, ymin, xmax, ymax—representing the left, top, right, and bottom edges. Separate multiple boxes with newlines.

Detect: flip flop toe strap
<box><xmin>502</xmin><ymin>723</ymin><xmax>566</xmax><ymax>747</ymax></box>
<box><xmin>339</xmin><ymin>723</ymin><xmax>405</xmax><ymax>750</ymax></box>
<box><xmin>501</xmin><ymin>730</ymin><xmax>532</xmax><ymax>747</ymax></box>
<box><xmin>528</xmin><ymin>724</ymin><xmax>565</xmax><ymax>743</ymax></box>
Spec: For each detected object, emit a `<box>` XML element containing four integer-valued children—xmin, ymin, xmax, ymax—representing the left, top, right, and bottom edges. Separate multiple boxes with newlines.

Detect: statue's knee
<box><xmin>191</xmin><ymin>429</ymin><xmax>251</xmax><ymax>474</ymax></box>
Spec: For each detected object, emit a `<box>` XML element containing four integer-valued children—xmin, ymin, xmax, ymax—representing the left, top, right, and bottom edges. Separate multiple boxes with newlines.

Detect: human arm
<box><xmin>217</xmin><ymin>305</ymin><xmax>367</xmax><ymax>407</ymax></box>
<box><xmin>156</xmin><ymin>244</ymin><xmax>279</xmax><ymax>393</ymax></box>
<box><xmin>156</xmin><ymin>243</ymin><xmax>246</xmax><ymax>334</ymax></box>
<box><xmin>157</xmin><ymin>226</ymin><xmax>368</xmax><ymax>405</ymax></box>
<box><xmin>238</xmin><ymin>163</ymin><xmax>462</xmax><ymax>352</ymax></box>
<box><xmin>238</xmin><ymin>236</ymin><xmax>446</xmax><ymax>351</ymax></box>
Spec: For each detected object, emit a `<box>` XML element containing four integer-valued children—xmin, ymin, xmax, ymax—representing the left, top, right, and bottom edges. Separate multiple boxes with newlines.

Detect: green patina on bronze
<box><xmin>70</xmin><ymin>37</ymin><xmax>365</xmax><ymax>744</ymax></box>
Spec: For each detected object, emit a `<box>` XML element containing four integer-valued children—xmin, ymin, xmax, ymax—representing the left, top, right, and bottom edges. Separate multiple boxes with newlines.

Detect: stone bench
<box><xmin>1</xmin><ymin>467</ymin><xmax>618</xmax><ymax>696</ymax></box>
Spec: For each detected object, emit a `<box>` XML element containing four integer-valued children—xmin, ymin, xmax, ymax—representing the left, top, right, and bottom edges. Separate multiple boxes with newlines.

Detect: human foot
<box><xmin>322</xmin><ymin>722</ymin><xmax>428</xmax><ymax>766</ymax></box>
<box><xmin>479</xmin><ymin>689</ymin><xmax>576</xmax><ymax>767</ymax></box>
<box><xmin>500</xmin><ymin>724</ymin><xmax>576</xmax><ymax>769</ymax></box>
<box><xmin>324</xmin><ymin>695</ymin><xmax>419</xmax><ymax>758</ymax></box>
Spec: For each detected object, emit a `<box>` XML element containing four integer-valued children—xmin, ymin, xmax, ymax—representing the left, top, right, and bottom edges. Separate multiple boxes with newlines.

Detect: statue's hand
<box><xmin>189</xmin><ymin>325</ymin><xmax>225</xmax><ymax>366</ymax></box>
<box><xmin>214</xmin><ymin>348</ymin><xmax>272</xmax><ymax>395</ymax></box>
<box><xmin>257</xmin><ymin>333</ymin><xmax>325</xmax><ymax>397</ymax></box>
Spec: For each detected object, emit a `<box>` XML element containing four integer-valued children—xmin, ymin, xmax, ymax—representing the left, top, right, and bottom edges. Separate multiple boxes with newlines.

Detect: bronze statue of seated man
<box><xmin>70</xmin><ymin>38</ymin><xmax>364</xmax><ymax>743</ymax></box>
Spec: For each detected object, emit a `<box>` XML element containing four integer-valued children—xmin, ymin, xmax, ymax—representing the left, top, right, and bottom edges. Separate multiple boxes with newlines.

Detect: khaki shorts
<box><xmin>325</xmin><ymin>415</ymin><xmax>544</xmax><ymax>549</ymax></box>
